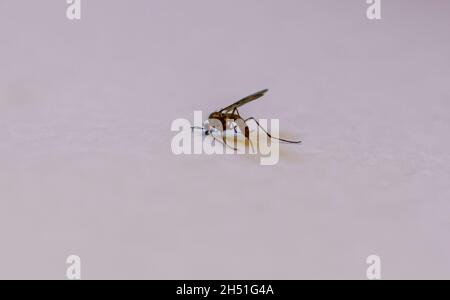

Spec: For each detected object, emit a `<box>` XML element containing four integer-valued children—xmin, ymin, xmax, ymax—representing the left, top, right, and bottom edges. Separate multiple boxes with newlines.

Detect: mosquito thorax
<box><xmin>208</xmin><ymin>112</ymin><xmax>223</xmax><ymax>120</ymax></box>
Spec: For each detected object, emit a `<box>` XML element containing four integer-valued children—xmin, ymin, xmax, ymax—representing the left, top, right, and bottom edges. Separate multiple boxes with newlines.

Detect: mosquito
<box><xmin>192</xmin><ymin>89</ymin><xmax>302</xmax><ymax>150</ymax></box>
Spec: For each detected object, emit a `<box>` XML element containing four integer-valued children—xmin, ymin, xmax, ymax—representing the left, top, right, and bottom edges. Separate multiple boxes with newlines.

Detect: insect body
<box><xmin>194</xmin><ymin>89</ymin><xmax>301</xmax><ymax>149</ymax></box>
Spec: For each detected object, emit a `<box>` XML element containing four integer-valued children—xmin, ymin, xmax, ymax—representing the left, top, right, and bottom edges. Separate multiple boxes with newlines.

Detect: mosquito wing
<box><xmin>219</xmin><ymin>89</ymin><xmax>269</xmax><ymax>113</ymax></box>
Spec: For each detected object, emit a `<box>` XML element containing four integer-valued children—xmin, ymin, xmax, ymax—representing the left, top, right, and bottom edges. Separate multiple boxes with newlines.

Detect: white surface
<box><xmin>0</xmin><ymin>0</ymin><xmax>449</xmax><ymax>279</ymax></box>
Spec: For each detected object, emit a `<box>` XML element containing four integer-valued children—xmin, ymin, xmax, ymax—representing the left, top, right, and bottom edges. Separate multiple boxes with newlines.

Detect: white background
<box><xmin>0</xmin><ymin>0</ymin><xmax>449</xmax><ymax>279</ymax></box>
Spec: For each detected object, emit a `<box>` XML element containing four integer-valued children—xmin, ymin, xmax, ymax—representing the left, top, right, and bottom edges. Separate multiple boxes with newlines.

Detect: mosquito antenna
<box><xmin>232</xmin><ymin>124</ymin><xmax>255</xmax><ymax>153</ymax></box>
<box><xmin>191</xmin><ymin>126</ymin><xmax>205</xmax><ymax>132</ymax></box>
<box><xmin>245</xmin><ymin>117</ymin><xmax>302</xmax><ymax>144</ymax></box>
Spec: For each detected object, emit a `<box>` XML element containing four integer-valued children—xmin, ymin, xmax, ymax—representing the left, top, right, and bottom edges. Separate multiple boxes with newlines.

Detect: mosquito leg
<box><xmin>244</xmin><ymin>117</ymin><xmax>302</xmax><ymax>144</ymax></box>
<box><xmin>230</xmin><ymin>108</ymin><xmax>243</xmax><ymax>120</ymax></box>
<box><xmin>221</xmin><ymin>135</ymin><xmax>238</xmax><ymax>151</ymax></box>
<box><xmin>233</xmin><ymin>117</ymin><xmax>249</xmax><ymax>139</ymax></box>
<box><xmin>233</xmin><ymin>117</ymin><xmax>254</xmax><ymax>153</ymax></box>
<box><xmin>231</xmin><ymin>107</ymin><xmax>239</xmax><ymax>116</ymax></box>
